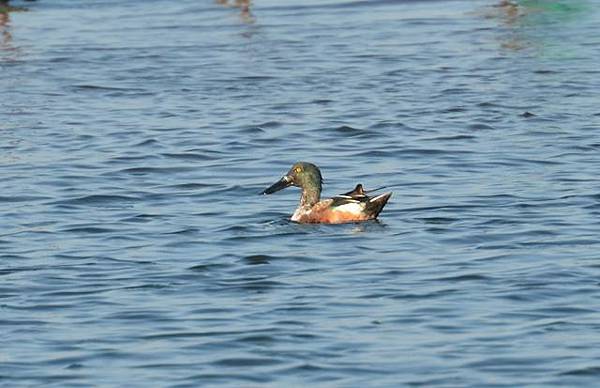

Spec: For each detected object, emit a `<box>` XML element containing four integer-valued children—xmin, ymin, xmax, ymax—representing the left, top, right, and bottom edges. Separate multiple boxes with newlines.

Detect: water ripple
<box><xmin>2</xmin><ymin>0</ymin><xmax>600</xmax><ymax>386</ymax></box>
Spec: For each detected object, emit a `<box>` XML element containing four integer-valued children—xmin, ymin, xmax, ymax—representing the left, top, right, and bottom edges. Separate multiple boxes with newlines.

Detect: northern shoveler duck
<box><xmin>262</xmin><ymin>162</ymin><xmax>392</xmax><ymax>224</ymax></box>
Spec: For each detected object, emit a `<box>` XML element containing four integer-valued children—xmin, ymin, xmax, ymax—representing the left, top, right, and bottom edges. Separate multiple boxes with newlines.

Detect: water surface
<box><xmin>2</xmin><ymin>0</ymin><xmax>600</xmax><ymax>386</ymax></box>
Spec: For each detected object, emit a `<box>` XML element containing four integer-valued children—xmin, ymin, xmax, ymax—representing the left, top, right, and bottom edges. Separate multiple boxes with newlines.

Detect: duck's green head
<box><xmin>262</xmin><ymin>162</ymin><xmax>323</xmax><ymax>195</ymax></box>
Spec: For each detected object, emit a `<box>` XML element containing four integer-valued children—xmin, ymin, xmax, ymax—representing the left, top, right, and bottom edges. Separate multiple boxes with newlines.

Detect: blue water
<box><xmin>2</xmin><ymin>0</ymin><xmax>600</xmax><ymax>386</ymax></box>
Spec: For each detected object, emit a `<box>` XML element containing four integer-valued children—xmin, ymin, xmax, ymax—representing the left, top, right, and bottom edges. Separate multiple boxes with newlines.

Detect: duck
<box><xmin>262</xmin><ymin>162</ymin><xmax>392</xmax><ymax>224</ymax></box>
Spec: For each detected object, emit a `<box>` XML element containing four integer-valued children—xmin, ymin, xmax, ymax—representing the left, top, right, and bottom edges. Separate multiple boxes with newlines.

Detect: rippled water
<box><xmin>2</xmin><ymin>0</ymin><xmax>600</xmax><ymax>386</ymax></box>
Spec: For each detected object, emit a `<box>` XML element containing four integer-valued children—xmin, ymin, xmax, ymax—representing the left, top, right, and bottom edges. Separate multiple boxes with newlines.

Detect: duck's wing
<box><xmin>341</xmin><ymin>184</ymin><xmax>366</xmax><ymax>198</ymax></box>
<box><xmin>331</xmin><ymin>184</ymin><xmax>392</xmax><ymax>219</ymax></box>
<box><xmin>334</xmin><ymin>184</ymin><xmax>367</xmax><ymax>202</ymax></box>
<box><xmin>330</xmin><ymin>184</ymin><xmax>369</xmax><ymax>208</ymax></box>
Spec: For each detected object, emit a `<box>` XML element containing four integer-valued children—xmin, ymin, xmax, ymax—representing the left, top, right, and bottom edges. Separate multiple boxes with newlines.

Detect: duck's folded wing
<box><xmin>340</xmin><ymin>184</ymin><xmax>367</xmax><ymax>198</ymax></box>
<box><xmin>331</xmin><ymin>185</ymin><xmax>370</xmax><ymax>208</ymax></box>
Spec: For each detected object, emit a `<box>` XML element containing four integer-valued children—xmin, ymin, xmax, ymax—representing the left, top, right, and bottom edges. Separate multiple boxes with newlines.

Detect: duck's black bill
<box><xmin>262</xmin><ymin>176</ymin><xmax>292</xmax><ymax>195</ymax></box>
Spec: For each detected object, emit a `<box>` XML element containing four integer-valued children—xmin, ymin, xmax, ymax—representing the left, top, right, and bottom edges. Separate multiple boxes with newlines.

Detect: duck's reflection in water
<box><xmin>216</xmin><ymin>0</ymin><xmax>254</xmax><ymax>24</ymax></box>
<box><xmin>496</xmin><ymin>0</ymin><xmax>521</xmax><ymax>23</ymax></box>
<box><xmin>493</xmin><ymin>0</ymin><xmax>530</xmax><ymax>50</ymax></box>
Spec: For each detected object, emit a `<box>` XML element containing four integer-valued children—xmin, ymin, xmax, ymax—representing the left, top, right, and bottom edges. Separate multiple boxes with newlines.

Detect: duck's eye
<box><xmin>294</xmin><ymin>167</ymin><xmax>302</xmax><ymax>174</ymax></box>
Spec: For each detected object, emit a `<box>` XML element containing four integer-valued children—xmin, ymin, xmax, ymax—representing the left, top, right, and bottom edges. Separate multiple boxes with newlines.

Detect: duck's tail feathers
<box><xmin>365</xmin><ymin>192</ymin><xmax>392</xmax><ymax>219</ymax></box>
